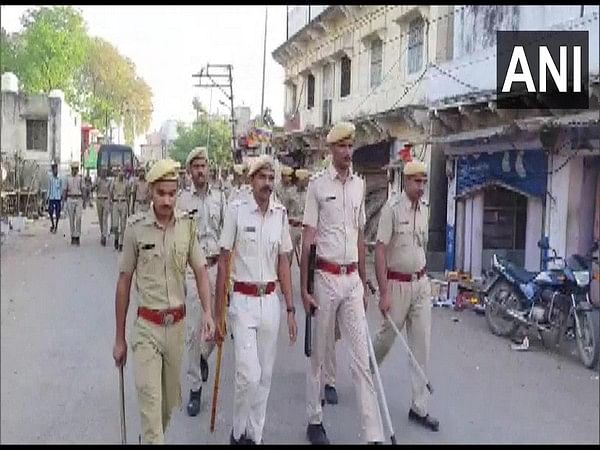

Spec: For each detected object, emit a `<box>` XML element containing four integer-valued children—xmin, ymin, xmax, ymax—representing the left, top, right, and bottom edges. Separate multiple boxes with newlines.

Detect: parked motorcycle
<box><xmin>483</xmin><ymin>238</ymin><xmax>600</xmax><ymax>369</ymax></box>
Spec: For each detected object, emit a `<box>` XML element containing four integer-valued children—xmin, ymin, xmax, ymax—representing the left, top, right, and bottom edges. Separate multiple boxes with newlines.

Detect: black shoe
<box><xmin>200</xmin><ymin>355</ymin><xmax>209</xmax><ymax>382</ymax></box>
<box><xmin>119</xmin><ymin>244</ymin><xmax>123</xmax><ymax>252</ymax></box>
<box><xmin>76</xmin><ymin>237</ymin><xmax>81</xmax><ymax>246</ymax></box>
<box><xmin>324</xmin><ymin>384</ymin><xmax>338</xmax><ymax>405</ymax></box>
<box><xmin>307</xmin><ymin>423</ymin><xmax>330</xmax><ymax>445</ymax></box>
<box><xmin>408</xmin><ymin>409</ymin><xmax>439</xmax><ymax>432</ymax></box>
<box><xmin>368</xmin><ymin>442</ymin><xmax>383</xmax><ymax>445</ymax></box>
<box><xmin>50</xmin><ymin>225</ymin><xmax>55</xmax><ymax>233</ymax></box>
<box><xmin>101</xmin><ymin>236</ymin><xmax>106</xmax><ymax>246</ymax></box>
<box><xmin>186</xmin><ymin>388</ymin><xmax>201</xmax><ymax>417</ymax></box>
<box><xmin>71</xmin><ymin>237</ymin><xmax>76</xmax><ymax>245</ymax></box>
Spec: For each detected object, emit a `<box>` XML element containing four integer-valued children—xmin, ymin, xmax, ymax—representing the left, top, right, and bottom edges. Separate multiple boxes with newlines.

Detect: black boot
<box><xmin>200</xmin><ymin>355</ymin><xmax>209</xmax><ymax>382</ymax></box>
<box><xmin>71</xmin><ymin>237</ymin><xmax>76</xmax><ymax>245</ymax></box>
<box><xmin>186</xmin><ymin>388</ymin><xmax>201</xmax><ymax>417</ymax></box>
<box><xmin>230</xmin><ymin>429</ymin><xmax>244</xmax><ymax>445</ymax></box>
<box><xmin>76</xmin><ymin>237</ymin><xmax>81</xmax><ymax>246</ymax></box>
<box><xmin>101</xmin><ymin>236</ymin><xmax>106</xmax><ymax>246</ymax></box>
<box><xmin>119</xmin><ymin>244</ymin><xmax>123</xmax><ymax>252</ymax></box>
<box><xmin>408</xmin><ymin>409</ymin><xmax>440</xmax><ymax>432</ymax></box>
<box><xmin>324</xmin><ymin>384</ymin><xmax>338</xmax><ymax>405</ymax></box>
<box><xmin>307</xmin><ymin>423</ymin><xmax>330</xmax><ymax>445</ymax></box>
<box><xmin>114</xmin><ymin>233</ymin><xmax>119</xmax><ymax>250</ymax></box>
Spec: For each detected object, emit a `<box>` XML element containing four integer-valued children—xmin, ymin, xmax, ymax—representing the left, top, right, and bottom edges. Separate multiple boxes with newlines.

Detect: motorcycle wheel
<box><xmin>485</xmin><ymin>280</ymin><xmax>520</xmax><ymax>337</ymax></box>
<box><xmin>576</xmin><ymin>309</ymin><xmax>600</xmax><ymax>369</ymax></box>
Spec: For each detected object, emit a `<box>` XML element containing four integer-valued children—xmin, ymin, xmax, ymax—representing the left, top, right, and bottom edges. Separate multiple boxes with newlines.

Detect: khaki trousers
<box><xmin>66</xmin><ymin>197</ymin><xmax>83</xmax><ymax>238</ymax></box>
<box><xmin>184</xmin><ymin>263</ymin><xmax>217</xmax><ymax>390</ymax></box>
<box><xmin>112</xmin><ymin>200</ymin><xmax>128</xmax><ymax>245</ymax></box>
<box><xmin>307</xmin><ymin>270</ymin><xmax>384</xmax><ymax>443</ymax></box>
<box><xmin>96</xmin><ymin>198</ymin><xmax>110</xmax><ymax>238</ymax></box>
<box><xmin>132</xmin><ymin>316</ymin><xmax>185</xmax><ymax>444</ymax></box>
<box><xmin>373</xmin><ymin>276</ymin><xmax>432</xmax><ymax>416</ymax></box>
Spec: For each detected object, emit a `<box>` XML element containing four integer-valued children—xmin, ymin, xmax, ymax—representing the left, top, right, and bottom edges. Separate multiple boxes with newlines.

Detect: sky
<box><xmin>0</xmin><ymin>5</ymin><xmax>287</xmax><ymax>135</ymax></box>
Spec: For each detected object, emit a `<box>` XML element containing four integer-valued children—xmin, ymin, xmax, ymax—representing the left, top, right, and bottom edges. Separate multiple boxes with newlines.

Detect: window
<box><xmin>408</xmin><ymin>16</ymin><xmax>424</xmax><ymax>74</ymax></box>
<box><xmin>307</xmin><ymin>73</ymin><xmax>315</xmax><ymax>109</ymax></box>
<box><xmin>370</xmin><ymin>37</ymin><xmax>383</xmax><ymax>88</ymax></box>
<box><xmin>26</xmin><ymin>120</ymin><xmax>48</xmax><ymax>152</ymax></box>
<box><xmin>322</xmin><ymin>63</ymin><xmax>333</xmax><ymax>126</ymax></box>
<box><xmin>340</xmin><ymin>56</ymin><xmax>351</xmax><ymax>98</ymax></box>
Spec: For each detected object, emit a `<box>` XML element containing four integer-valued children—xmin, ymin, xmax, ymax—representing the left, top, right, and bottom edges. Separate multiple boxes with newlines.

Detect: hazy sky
<box><xmin>1</xmin><ymin>5</ymin><xmax>287</xmax><ymax>134</ymax></box>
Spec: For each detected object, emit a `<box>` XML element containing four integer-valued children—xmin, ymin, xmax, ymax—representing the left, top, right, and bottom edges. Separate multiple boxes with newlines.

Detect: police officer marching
<box><xmin>176</xmin><ymin>147</ymin><xmax>227</xmax><ymax>417</ymax></box>
<box><xmin>110</xmin><ymin>167</ymin><xmax>130</xmax><ymax>251</ymax></box>
<box><xmin>93</xmin><ymin>167</ymin><xmax>111</xmax><ymax>246</ymax></box>
<box><xmin>112</xmin><ymin>158</ymin><xmax>215</xmax><ymax>444</ymax></box>
<box><xmin>372</xmin><ymin>159</ymin><xmax>439</xmax><ymax>432</ymax></box>
<box><xmin>64</xmin><ymin>160</ymin><xmax>84</xmax><ymax>246</ymax></box>
<box><xmin>214</xmin><ymin>155</ymin><xmax>298</xmax><ymax>445</ymax></box>
<box><xmin>300</xmin><ymin>121</ymin><xmax>384</xmax><ymax>444</ymax></box>
<box><xmin>131</xmin><ymin>166</ymin><xmax>151</xmax><ymax>214</ymax></box>
<box><xmin>228</xmin><ymin>163</ymin><xmax>251</xmax><ymax>203</ymax></box>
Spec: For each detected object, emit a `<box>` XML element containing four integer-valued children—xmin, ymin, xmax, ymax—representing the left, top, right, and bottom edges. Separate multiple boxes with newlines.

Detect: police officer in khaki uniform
<box><xmin>110</xmin><ymin>167</ymin><xmax>130</xmax><ymax>251</ymax></box>
<box><xmin>215</xmin><ymin>155</ymin><xmax>297</xmax><ymax>445</ymax></box>
<box><xmin>131</xmin><ymin>167</ymin><xmax>151</xmax><ymax>214</ymax></box>
<box><xmin>373</xmin><ymin>159</ymin><xmax>439</xmax><ymax>432</ymax></box>
<box><xmin>112</xmin><ymin>158</ymin><xmax>215</xmax><ymax>444</ymax></box>
<box><xmin>93</xmin><ymin>168</ymin><xmax>111</xmax><ymax>246</ymax></box>
<box><xmin>176</xmin><ymin>147</ymin><xmax>227</xmax><ymax>417</ymax></box>
<box><xmin>301</xmin><ymin>122</ymin><xmax>384</xmax><ymax>444</ymax></box>
<box><xmin>274</xmin><ymin>165</ymin><xmax>294</xmax><ymax>206</ymax></box>
<box><xmin>64</xmin><ymin>161</ymin><xmax>84</xmax><ymax>246</ymax></box>
<box><xmin>177</xmin><ymin>168</ymin><xmax>189</xmax><ymax>193</ymax></box>
<box><xmin>227</xmin><ymin>163</ymin><xmax>251</xmax><ymax>204</ymax></box>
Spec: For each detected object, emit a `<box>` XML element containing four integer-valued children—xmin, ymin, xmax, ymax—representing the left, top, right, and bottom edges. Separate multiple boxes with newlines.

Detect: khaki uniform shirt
<box><xmin>303</xmin><ymin>163</ymin><xmax>366</xmax><ymax>265</ymax></box>
<box><xmin>64</xmin><ymin>174</ymin><xmax>83</xmax><ymax>197</ymax></box>
<box><xmin>220</xmin><ymin>195</ymin><xmax>293</xmax><ymax>283</ymax></box>
<box><xmin>177</xmin><ymin>184</ymin><xmax>226</xmax><ymax>258</ymax></box>
<box><xmin>110</xmin><ymin>178</ymin><xmax>129</xmax><ymax>201</ymax></box>
<box><xmin>94</xmin><ymin>177</ymin><xmax>111</xmax><ymax>199</ymax></box>
<box><xmin>287</xmin><ymin>187</ymin><xmax>306</xmax><ymax>222</ymax></box>
<box><xmin>376</xmin><ymin>191</ymin><xmax>428</xmax><ymax>274</ymax></box>
<box><xmin>119</xmin><ymin>208</ymin><xmax>207</xmax><ymax>309</ymax></box>
<box><xmin>132</xmin><ymin>179</ymin><xmax>151</xmax><ymax>204</ymax></box>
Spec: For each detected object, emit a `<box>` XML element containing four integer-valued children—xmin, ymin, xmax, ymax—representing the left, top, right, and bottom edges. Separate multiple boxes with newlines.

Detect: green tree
<box><xmin>170</xmin><ymin>110</ymin><xmax>233</xmax><ymax>169</ymax></box>
<box><xmin>11</xmin><ymin>6</ymin><xmax>89</xmax><ymax>103</ymax></box>
<box><xmin>75</xmin><ymin>37</ymin><xmax>153</xmax><ymax>145</ymax></box>
<box><xmin>0</xmin><ymin>27</ymin><xmax>19</xmax><ymax>74</ymax></box>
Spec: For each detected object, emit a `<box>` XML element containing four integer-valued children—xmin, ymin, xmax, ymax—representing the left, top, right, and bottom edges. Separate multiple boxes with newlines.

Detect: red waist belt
<box><xmin>137</xmin><ymin>305</ymin><xmax>186</xmax><ymax>326</ymax></box>
<box><xmin>233</xmin><ymin>281</ymin><xmax>277</xmax><ymax>297</ymax></box>
<box><xmin>316</xmin><ymin>258</ymin><xmax>357</xmax><ymax>275</ymax></box>
<box><xmin>387</xmin><ymin>267</ymin><xmax>427</xmax><ymax>282</ymax></box>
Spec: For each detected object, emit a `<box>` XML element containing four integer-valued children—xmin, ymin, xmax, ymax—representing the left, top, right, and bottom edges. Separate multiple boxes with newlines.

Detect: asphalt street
<box><xmin>1</xmin><ymin>208</ymin><xmax>599</xmax><ymax>444</ymax></box>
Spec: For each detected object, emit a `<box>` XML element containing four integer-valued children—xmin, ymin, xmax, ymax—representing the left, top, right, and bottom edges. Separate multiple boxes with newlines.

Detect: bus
<box><xmin>96</xmin><ymin>144</ymin><xmax>136</xmax><ymax>178</ymax></box>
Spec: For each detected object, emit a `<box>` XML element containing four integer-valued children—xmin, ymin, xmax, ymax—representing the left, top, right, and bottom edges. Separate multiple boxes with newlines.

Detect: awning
<box><xmin>432</xmin><ymin>125</ymin><xmax>512</xmax><ymax>145</ymax></box>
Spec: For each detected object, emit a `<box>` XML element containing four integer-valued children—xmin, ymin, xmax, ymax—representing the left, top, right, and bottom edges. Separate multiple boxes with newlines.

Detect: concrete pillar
<box><xmin>566</xmin><ymin>157</ymin><xmax>584</xmax><ymax>257</ymax></box>
<box><xmin>472</xmin><ymin>191</ymin><xmax>484</xmax><ymax>278</ymax></box>
<box><xmin>464</xmin><ymin>196</ymin><xmax>473</xmax><ymax>274</ymax></box>
<box><xmin>525</xmin><ymin>197</ymin><xmax>543</xmax><ymax>271</ymax></box>
<box><xmin>546</xmin><ymin>154</ymin><xmax>571</xmax><ymax>260</ymax></box>
<box><xmin>445</xmin><ymin>158</ymin><xmax>457</xmax><ymax>271</ymax></box>
<box><xmin>455</xmin><ymin>199</ymin><xmax>465</xmax><ymax>271</ymax></box>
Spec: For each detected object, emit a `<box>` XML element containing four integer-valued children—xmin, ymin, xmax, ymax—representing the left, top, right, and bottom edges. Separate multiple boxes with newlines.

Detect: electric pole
<box><xmin>260</xmin><ymin>7</ymin><xmax>268</xmax><ymax>124</ymax></box>
<box><xmin>192</xmin><ymin>64</ymin><xmax>239</xmax><ymax>163</ymax></box>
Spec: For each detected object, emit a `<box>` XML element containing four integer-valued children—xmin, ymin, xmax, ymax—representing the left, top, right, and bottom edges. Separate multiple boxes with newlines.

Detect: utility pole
<box><xmin>260</xmin><ymin>6</ymin><xmax>268</xmax><ymax>124</ymax></box>
<box><xmin>193</xmin><ymin>64</ymin><xmax>239</xmax><ymax>163</ymax></box>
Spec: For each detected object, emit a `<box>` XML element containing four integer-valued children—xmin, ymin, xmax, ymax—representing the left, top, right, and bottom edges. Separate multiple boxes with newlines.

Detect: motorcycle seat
<box><xmin>502</xmin><ymin>260</ymin><xmax>538</xmax><ymax>283</ymax></box>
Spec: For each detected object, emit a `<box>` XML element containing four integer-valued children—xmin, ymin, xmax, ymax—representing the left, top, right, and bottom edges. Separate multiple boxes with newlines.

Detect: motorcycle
<box><xmin>483</xmin><ymin>238</ymin><xmax>600</xmax><ymax>369</ymax></box>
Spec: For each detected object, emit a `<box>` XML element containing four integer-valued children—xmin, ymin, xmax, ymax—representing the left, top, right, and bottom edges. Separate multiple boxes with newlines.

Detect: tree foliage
<box><xmin>170</xmin><ymin>109</ymin><xmax>233</xmax><ymax>169</ymax></box>
<box><xmin>0</xmin><ymin>6</ymin><xmax>153</xmax><ymax>145</ymax></box>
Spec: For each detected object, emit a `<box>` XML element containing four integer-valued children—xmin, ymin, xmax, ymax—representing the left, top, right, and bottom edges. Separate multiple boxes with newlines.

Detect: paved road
<box><xmin>1</xmin><ymin>209</ymin><xmax>599</xmax><ymax>444</ymax></box>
